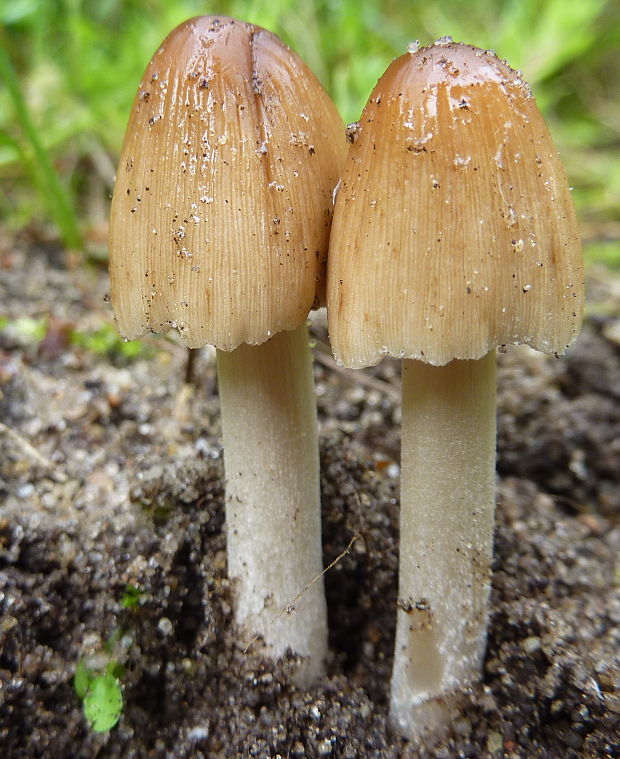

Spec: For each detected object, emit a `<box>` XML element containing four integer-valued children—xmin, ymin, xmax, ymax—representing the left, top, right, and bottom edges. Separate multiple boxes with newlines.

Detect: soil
<box><xmin>0</xmin><ymin>239</ymin><xmax>619</xmax><ymax>758</ymax></box>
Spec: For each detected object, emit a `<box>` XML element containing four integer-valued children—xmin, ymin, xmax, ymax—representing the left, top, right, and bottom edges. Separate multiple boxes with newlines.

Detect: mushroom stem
<box><xmin>216</xmin><ymin>324</ymin><xmax>326</xmax><ymax>685</ymax></box>
<box><xmin>390</xmin><ymin>352</ymin><xmax>496</xmax><ymax>740</ymax></box>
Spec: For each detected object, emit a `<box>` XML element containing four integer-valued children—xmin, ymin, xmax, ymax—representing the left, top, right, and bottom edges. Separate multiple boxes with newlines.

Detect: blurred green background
<box><xmin>0</xmin><ymin>0</ymin><xmax>618</xmax><ymax>267</ymax></box>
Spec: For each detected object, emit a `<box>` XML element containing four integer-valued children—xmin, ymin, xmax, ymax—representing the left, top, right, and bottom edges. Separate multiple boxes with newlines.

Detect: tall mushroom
<box><xmin>327</xmin><ymin>40</ymin><xmax>583</xmax><ymax>738</ymax></box>
<box><xmin>109</xmin><ymin>16</ymin><xmax>346</xmax><ymax>684</ymax></box>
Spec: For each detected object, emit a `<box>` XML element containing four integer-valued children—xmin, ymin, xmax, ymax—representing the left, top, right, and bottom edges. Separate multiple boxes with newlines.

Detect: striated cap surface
<box><xmin>109</xmin><ymin>16</ymin><xmax>346</xmax><ymax>350</ymax></box>
<box><xmin>327</xmin><ymin>40</ymin><xmax>584</xmax><ymax>367</ymax></box>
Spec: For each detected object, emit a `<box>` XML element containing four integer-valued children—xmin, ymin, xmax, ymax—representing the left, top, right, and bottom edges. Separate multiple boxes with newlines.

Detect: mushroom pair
<box><xmin>109</xmin><ymin>17</ymin><xmax>584</xmax><ymax>741</ymax></box>
<box><xmin>327</xmin><ymin>40</ymin><xmax>583</xmax><ymax>740</ymax></box>
<box><xmin>109</xmin><ymin>16</ymin><xmax>347</xmax><ymax>685</ymax></box>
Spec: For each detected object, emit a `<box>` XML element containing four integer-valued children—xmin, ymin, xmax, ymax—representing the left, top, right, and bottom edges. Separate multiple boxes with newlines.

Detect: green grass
<box><xmin>0</xmin><ymin>0</ymin><xmax>618</xmax><ymax>256</ymax></box>
<box><xmin>585</xmin><ymin>241</ymin><xmax>620</xmax><ymax>270</ymax></box>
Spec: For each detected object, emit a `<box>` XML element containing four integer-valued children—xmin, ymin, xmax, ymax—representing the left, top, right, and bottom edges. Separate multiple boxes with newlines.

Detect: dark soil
<box><xmin>0</xmin><ymin>242</ymin><xmax>618</xmax><ymax>758</ymax></box>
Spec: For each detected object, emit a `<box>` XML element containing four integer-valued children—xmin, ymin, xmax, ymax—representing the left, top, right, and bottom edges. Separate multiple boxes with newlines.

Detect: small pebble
<box><xmin>523</xmin><ymin>636</ymin><xmax>541</xmax><ymax>654</ymax></box>
<box><xmin>157</xmin><ymin>617</ymin><xmax>173</xmax><ymax>636</ymax></box>
<box><xmin>291</xmin><ymin>742</ymin><xmax>305</xmax><ymax>758</ymax></box>
<box><xmin>487</xmin><ymin>731</ymin><xmax>503</xmax><ymax>754</ymax></box>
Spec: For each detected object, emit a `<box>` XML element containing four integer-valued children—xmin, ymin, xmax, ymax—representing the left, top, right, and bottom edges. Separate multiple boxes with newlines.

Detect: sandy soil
<box><xmin>0</xmin><ymin>240</ymin><xmax>619</xmax><ymax>758</ymax></box>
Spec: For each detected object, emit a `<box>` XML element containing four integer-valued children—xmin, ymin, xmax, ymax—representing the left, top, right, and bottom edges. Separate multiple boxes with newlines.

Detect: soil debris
<box><xmin>0</xmin><ymin>244</ymin><xmax>618</xmax><ymax>757</ymax></box>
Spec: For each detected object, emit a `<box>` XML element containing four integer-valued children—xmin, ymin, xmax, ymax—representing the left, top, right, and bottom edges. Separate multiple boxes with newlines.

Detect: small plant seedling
<box><xmin>0</xmin><ymin>316</ymin><xmax>47</xmax><ymax>345</ymax></box>
<box><xmin>120</xmin><ymin>583</ymin><xmax>142</xmax><ymax>609</ymax></box>
<box><xmin>69</xmin><ymin>323</ymin><xmax>152</xmax><ymax>360</ymax></box>
<box><xmin>84</xmin><ymin>668</ymin><xmax>123</xmax><ymax>732</ymax></box>
<box><xmin>74</xmin><ymin>660</ymin><xmax>123</xmax><ymax>733</ymax></box>
<box><xmin>74</xmin><ymin>584</ymin><xmax>140</xmax><ymax>732</ymax></box>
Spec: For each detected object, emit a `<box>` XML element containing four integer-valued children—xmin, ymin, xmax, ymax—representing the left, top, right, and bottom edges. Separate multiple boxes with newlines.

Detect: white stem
<box><xmin>216</xmin><ymin>325</ymin><xmax>326</xmax><ymax>685</ymax></box>
<box><xmin>390</xmin><ymin>353</ymin><xmax>496</xmax><ymax>741</ymax></box>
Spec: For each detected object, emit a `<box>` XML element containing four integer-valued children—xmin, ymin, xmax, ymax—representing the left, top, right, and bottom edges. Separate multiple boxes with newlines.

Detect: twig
<box><xmin>314</xmin><ymin>344</ymin><xmax>401</xmax><ymax>401</ymax></box>
<box><xmin>243</xmin><ymin>532</ymin><xmax>361</xmax><ymax>654</ymax></box>
<box><xmin>0</xmin><ymin>422</ymin><xmax>67</xmax><ymax>483</ymax></box>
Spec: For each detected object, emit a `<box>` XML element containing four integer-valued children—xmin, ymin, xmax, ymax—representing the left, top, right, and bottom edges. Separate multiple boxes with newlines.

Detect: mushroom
<box><xmin>326</xmin><ymin>40</ymin><xmax>583</xmax><ymax>739</ymax></box>
<box><xmin>109</xmin><ymin>16</ymin><xmax>346</xmax><ymax>684</ymax></box>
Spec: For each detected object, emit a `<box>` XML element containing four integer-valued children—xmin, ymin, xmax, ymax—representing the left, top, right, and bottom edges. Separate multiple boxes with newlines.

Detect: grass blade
<box><xmin>0</xmin><ymin>45</ymin><xmax>82</xmax><ymax>249</ymax></box>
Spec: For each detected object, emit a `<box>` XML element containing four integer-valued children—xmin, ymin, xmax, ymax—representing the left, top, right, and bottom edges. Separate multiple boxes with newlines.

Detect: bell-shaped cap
<box><xmin>327</xmin><ymin>40</ymin><xmax>584</xmax><ymax>367</ymax></box>
<box><xmin>109</xmin><ymin>16</ymin><xmax>346</xmax><ymax>350</ymax></box>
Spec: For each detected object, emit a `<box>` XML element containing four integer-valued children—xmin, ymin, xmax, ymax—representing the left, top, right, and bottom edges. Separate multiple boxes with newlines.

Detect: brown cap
<box><xmin>109</xmin><ymin>16</ymin><xmax>346</xmax><ymax>350</ymax></box>
<box><xmin>327</xmin><ymin>40</ymin><xmax>584</xmax><ymax>367</ymax></box>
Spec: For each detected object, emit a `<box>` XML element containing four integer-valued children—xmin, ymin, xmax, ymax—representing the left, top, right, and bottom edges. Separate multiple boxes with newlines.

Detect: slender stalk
<box><xmin>390</xmin><ymin>352</ymin><xmax>496</xmax><ymax>740</ymax></box>
<box><xmin>216</xmin><ymin>324</ymin><xmax>326</xmax><ymax>685</ymax></box>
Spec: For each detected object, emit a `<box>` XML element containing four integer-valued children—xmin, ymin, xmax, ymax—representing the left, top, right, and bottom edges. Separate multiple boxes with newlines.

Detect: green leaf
<box><xmin>0</xmin><ymin>0</ymin><xmax>38</xmax><ymax>25</ymax></box>
<box><xmin>74</xmin><ymin>659</ymin><xmax>94</xmax><ymax>701</ymax></box>
<box><xmin>83</xmin><ymin>672</ymin><xmax>123</xmax><ymax>733</ymax></box>
<box><xmin>13</xmin><ymin>316</ymin><xmax>48</xmax><ymax>343</ymax></box>
<box><xmin>107</xmin><ymin>660</ymin><xmax>126</xmax><ymax>680</ymax></box>
<box><xmin>121</xmin><ymin>583</ymin><xmax>142</xmax><ymax>609</ymax></box>
<box><xmin>69</xmin><ymin>323</ymin><xmax>153</xmax><ymax>360</ymax></box>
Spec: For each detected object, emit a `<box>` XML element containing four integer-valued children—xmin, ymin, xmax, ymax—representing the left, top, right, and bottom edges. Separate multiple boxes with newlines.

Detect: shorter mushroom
<box><xmin>109</xmin><ymin>16</ymin><xmax>347</xmax><ymax>684</ymax></box>
<box><xmin>327</xmin><ymin>40</ymin><xmax>583</xmax><ymax>740</ymax></box>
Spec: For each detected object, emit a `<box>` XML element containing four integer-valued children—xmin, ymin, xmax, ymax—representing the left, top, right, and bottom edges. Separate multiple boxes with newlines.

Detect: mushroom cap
<box><xmin>109</xmin><ymin>16</ymin><xmax>346</xmax><ymax>350</ymax></box>
<box><xmin>327</xmin><ymin>40</ymin><xmax>584</xmax><ymax>368</ymax></box>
